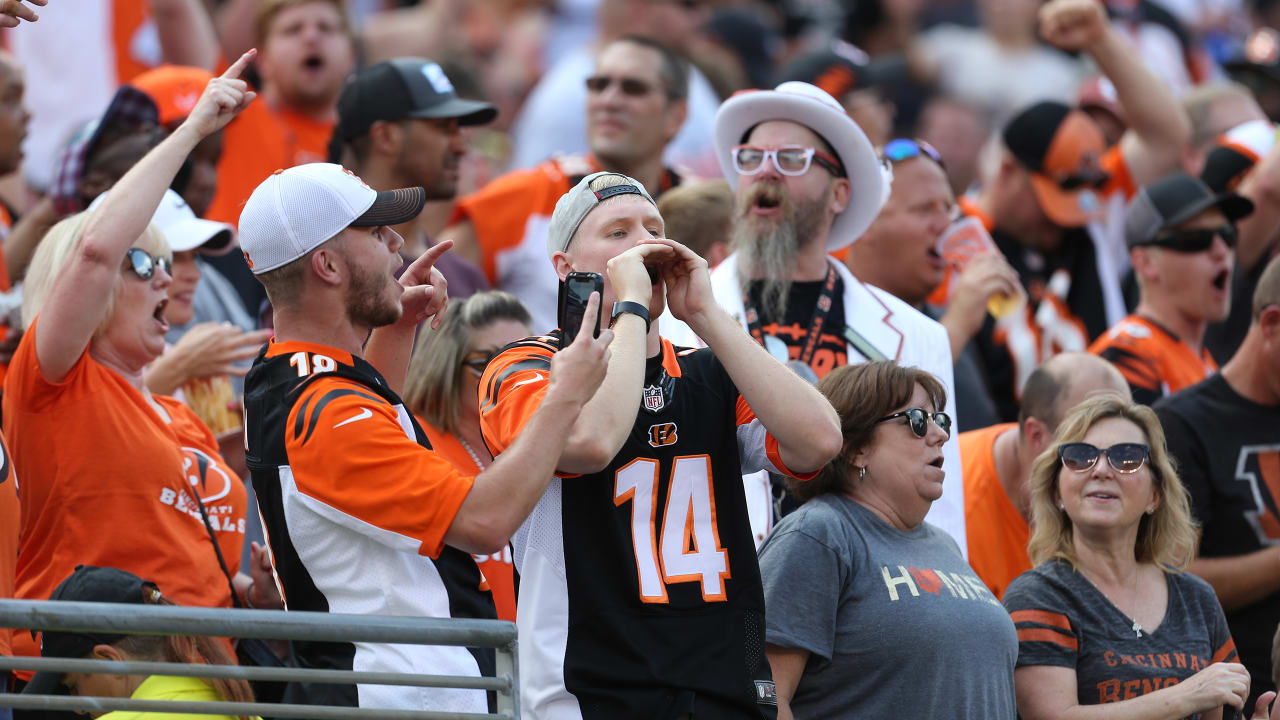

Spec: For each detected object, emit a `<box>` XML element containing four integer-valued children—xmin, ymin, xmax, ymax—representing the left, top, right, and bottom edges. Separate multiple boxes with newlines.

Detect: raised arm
<box><xmin>1234</xmin><ymin>135</ymin><xmax>1280</xmax><ymax>272</ymax></box>
<box><xmin>651</xmin><ymin>237</ymin><xmax>842</xmax><ymax>473</ymax></box>
<box><xmin>151</xmin><ymin>0</ymin><xmax>220</xmax><ymax>70</ymax></box>
<box><xmin>35</xmin><ymin>49</ymin><xmax>257</xmax><ymax>383</ymax></box>
<box><xmin>1039</xmin><ymin>0</ymin><xmax>1191</xmax><ymax>186</ymax></box>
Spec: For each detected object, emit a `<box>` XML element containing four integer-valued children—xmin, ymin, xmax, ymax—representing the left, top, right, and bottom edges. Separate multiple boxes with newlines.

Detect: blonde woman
<box><xmin>404</xmin><ymin>291</ymin><xmax>532</xmax><ymax>622</ymax></box>
<box><xmin>1006</xmin><ymin>395</ymin><xmax>1247</xmax><ymax>719</ymax></box>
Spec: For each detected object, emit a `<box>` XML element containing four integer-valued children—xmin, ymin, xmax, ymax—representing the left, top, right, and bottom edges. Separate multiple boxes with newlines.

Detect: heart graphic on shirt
<box><xmin>909</xmin><ymin>567</ymin><xmax>943</xmax><ymax>595</ymax></box>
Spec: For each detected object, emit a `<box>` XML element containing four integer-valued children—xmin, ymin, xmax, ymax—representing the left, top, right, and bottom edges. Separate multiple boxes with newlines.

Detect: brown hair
<box><xmin>792</xmin><ymin>360</ymin><xmax>947</xmax><ymax>503</ymax></box>
<box><xmin>256</xmin><ymin>0</ymin><xmax>349</xmax><ymax>46</ymax></box>
<box><xmin>656</xmin><ymin>180</ymin><xmax>732</xmax><ymax>260</ymax></box>
<box><xmin>403</xmin><ymin>291</ymin><xmax>532</xmax><ymax>434</ymax></box>
<box><xmin>1026</xmin><ymin>395</ymin><xmax>1198</xmax><ymax>572</ymax></box>
<box><xmin>111</xmin><ymin>593</ymin><xmax>254</xmax><ymax>719</ymax></box>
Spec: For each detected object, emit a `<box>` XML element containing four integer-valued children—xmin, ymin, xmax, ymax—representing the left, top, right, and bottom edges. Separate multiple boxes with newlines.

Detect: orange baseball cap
<box><xmin>130</xmin><ymin>65</ymin><xmax>214</xmax><ymax>127</ymax></box>
<box><xmin>1003</xmin><ymin>101</ymin><xmax>1109</xmax><ymax>228</ymax></box>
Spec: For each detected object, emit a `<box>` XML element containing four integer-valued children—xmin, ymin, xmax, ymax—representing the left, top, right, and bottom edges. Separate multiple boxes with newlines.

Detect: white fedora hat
<box><xmin>714</xmin><ymin>81</ymin><xmax>890</xmax><ymax>251</ymax></box>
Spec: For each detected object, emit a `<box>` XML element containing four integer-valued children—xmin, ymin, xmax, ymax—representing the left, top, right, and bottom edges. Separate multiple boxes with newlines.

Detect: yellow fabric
<box><xmin>97</xmin><ymin>675</ymin><xmax>261</xmax><ymax>720</ymax></box>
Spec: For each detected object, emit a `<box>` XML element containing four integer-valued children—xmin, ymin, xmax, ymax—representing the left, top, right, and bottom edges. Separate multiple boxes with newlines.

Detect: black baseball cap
<box><xmin>1125</xmin><ymin>172</ymin><xmax>1254</xmax><ymax>248</ymax></box>
<box><xmin>1002</xmin><ymin>101</ymin><xmax>1110</xmax><ymax>227</ymax></box>
<box><xmin>773</xmin><ymin>40</ymin><xmax>891</xmax><ymax>101</ymax></box>
<box><xmin>22</xmin><ymin>566</ymin><xmax>162</xmax><ymax>696</ymax></box>
<box><xmin>333</xmin><ymin>58</ymin><xmax>497</xmax><ymax>145</ymax></box>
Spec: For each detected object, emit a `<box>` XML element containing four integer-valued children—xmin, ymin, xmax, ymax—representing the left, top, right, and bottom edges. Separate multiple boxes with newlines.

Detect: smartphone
<box><xmin>558</xmin><ymin>271</ymin><xmax>604</xmax><ymax>345</ymax></box>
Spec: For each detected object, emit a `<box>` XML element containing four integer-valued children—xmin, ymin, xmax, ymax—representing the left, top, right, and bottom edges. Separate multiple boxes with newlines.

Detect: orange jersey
<box><xmin>1089</xmin><ymin>315</ymin><xmax>1217</xmax><ymax>406</ymax></box>
<box><xmin>961</xmin><ymin>423</ymin><xmax>1030</xmax><ymax>600</ymax></box>
<box><xmin>3</xmin><ymin>318</ymin><xmax>237</xmax><ymax>660</ymax></box>
<box><xmin>419</xmin><ymin>420</ymin><xmax>516</xmax><ymax>623</ymax></box>
<box><xmin>0</xmin><ymin>430</ymin><xmax>16</xmax><ymax>657</ymax></box>
<box><xmin>204</xmin><ymin>102</ymin><xmax>335</xmax><ymax>227</ymax></box>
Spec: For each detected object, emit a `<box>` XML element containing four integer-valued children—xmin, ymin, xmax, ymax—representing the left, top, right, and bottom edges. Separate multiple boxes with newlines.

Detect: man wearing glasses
<box><xmin>661</xmin><ymin>81</ymin><xmax>967</xmax><ymax>552</ymax></box>
<box><xmin>440</xmin><ymin>35</ymin><xmax>691</xmax><ymax>332</ymax></box>
<box><xmin>1089</xmin><ymin>174</ymin><xmax>1252</xmax><ymax>405</ymax></box>
<box><xmin>962</xmin><ymin>0</ymin><xmax>1191</xmax><ymax>423</ymax></box>
<box><xmin>1155</xmin><ymin>254</ymin><xmax>1280</xmax><ymax>712</ymax></box>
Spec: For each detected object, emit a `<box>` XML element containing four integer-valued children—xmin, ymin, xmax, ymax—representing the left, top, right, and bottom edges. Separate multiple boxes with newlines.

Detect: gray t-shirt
<box><xmin>758</xmin><ymin>494</ymin><xmax>1017</xmax><ymax>719</ymax></box>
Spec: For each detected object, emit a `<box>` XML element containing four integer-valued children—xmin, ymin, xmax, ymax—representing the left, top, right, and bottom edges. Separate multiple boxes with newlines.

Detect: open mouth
<box><xmin>1212</xmin><ymin>269</ymin><xmax>1229</xmax><ymax>292</ymax></box>
<box><xmin>928</xmin><ymin>457</ymin><xmax>944</xmax><ymax>469</ymax></box>
<box><xmin>153</xmin><ymin>299</ymin><xmax>170</xmax><ymax>329</ymax></box>
<box><xmin>303</xmin><ymin>54</ymin><xmax>324</xmax><ymax>71</ymax></box>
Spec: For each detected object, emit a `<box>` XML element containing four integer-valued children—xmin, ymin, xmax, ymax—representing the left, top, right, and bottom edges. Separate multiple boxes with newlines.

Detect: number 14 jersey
<box><xmin>480</xmin><ymin>333</ymin><xmax>816</xmax><ymax>720</ymax></box>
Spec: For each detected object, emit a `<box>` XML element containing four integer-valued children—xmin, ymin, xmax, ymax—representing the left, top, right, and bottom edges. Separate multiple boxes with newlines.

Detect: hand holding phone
<box><xmin>559</xmin><ymin>271</ymin><xmax>604</xmax><ymax>345</ymax></box>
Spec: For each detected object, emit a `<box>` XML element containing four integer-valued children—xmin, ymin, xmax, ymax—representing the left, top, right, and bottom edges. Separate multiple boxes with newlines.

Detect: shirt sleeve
<box><xmin>285</xmin><ymin>378</ymin><xmax>474</xmax><ymax>559</ymax></box>
<box><xmin>477</xmin><ymin>341</ymin><xmax>554</xmax><ymax>457</ymax></box>
<box><xmin>1004</xmin><ymin>572</ymin><xmax>1080</xmax><ymax>669</ymax></box>
<box><xmin>1101</xmin><ymin>145</ymin><xmax>1138</xmax><ymax>200</ymax></box>
<box><xmin>735</xmin><ymin>394</ymin><xmax>821</xmax><ymax>481</ymax></box>
<box><xmin>757</xmin><ymin>526</ymin><xmax>844</xmax><ymax>660</ymax></box>
<box><xmin>1202</xmin><ymin>580</ymin><xmax>1238</xmax><ymax>664</ymax></box>
<box><xmin>1153</xmin><ymin>403</ymin><xmax>1212</xmax><ymax>527</ymax></box>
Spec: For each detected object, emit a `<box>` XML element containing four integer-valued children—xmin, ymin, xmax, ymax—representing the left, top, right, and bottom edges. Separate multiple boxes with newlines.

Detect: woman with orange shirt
<box><xmin>1</xmin><ymin>52</ymin><xmax>278</xmax><ymax>666</ymax></box>
<box><xmin>403</xmin><ymin>291</ymin><xmax>532</xmax><ymax>622</ymax></box>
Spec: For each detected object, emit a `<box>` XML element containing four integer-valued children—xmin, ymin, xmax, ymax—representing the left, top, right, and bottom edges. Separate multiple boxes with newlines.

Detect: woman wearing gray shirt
<box><xmin>758</xmin><ymin>360</ymin><xmax>1017</xmax><ymax>719</ymax></box>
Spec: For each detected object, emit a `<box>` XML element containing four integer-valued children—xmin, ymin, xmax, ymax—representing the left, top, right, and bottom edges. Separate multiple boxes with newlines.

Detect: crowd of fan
<box><xmin>0</xmin><ymin>0</ymin><xmax>1279</xmax><ymax>718</ymax></box>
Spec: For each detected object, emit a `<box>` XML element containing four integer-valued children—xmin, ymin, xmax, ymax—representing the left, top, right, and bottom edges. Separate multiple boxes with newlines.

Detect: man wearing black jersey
<box><xmin>1155</xmin><ymin>254</ymin><xmax>1280</xmax><ymax>713</ymax></box>
<box><xmin>479</xmin><ymin>171</ymin><xmax>841</xmax><ymax>719</ymax></box>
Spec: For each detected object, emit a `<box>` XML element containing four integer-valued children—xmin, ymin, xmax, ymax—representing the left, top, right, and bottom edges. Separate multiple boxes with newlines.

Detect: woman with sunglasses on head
<box><xmin>1</xmin><ymin>52</ymin><xmax>265</xmax><ymax>674</ymax></box>
<box><xmin>1005</xmin><ymin>394</ymin><xmax>1248</xmax><ymax>720</ymax></box>
<box><xmin>403</xmin><ymin>291</ymin><xmax>533</xmax><ymax>623</ymax></box>
<box><xmin>758</xmin><ymin>360</ymin><xmax>1017</xmax><ymax>720</ymax></box>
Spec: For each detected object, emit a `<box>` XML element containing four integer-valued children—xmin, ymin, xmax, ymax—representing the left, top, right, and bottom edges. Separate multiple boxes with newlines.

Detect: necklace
<box><xmin>458</xmin><ymin>435</ymin><xmax>488</xmax><ymax>472</ymax></box>
<box><xmin>1079</xmin><ymin>566</ymin><xmax>1145</xmax><ymax>639</ymax></box>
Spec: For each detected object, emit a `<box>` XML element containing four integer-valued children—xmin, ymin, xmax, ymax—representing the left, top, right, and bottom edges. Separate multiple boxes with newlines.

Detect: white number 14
<box><xmin>613</xmin><ymin>455</ymin><xmax>729</xmax><ymax>604</ymax></box>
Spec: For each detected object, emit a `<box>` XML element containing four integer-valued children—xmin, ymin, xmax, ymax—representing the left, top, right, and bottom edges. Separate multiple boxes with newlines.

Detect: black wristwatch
<box><xmin>611</xmin><ymin>301</ymin><xmax>651</xmax><ymax>332</ymax></box>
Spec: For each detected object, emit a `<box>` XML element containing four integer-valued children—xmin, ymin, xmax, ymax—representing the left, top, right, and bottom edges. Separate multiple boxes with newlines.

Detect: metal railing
<box><xmin>0</xmin><ymin>599</ymin><xmax>519</xmax><ymax>719</ymax></box>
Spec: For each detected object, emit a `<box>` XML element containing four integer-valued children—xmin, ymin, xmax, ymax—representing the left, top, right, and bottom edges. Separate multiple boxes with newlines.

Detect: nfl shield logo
<box><xmin>642</xmin><ymin>385</ymin><xmax>664</xmax><ymax>413</ymax></box>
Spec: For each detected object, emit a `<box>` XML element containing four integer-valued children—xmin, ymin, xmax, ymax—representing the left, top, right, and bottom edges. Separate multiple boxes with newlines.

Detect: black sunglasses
<box><xmin>1143</xmin><ymin>225</ymin><xmax>1238</xmax><ymax>253</ymax></box>
<box><xmin>1058</xmin><ymin>442</ymin><xmax>1150</xmax><ymax>474</ymax></box>
<box><xmin>877</xmin><ymin>407</ymin><xmax>952</xmax><ymax>439</ymax></box>
<box><xmin>463</xmin><ymin>347</ymin><xmax>502</xmax><ymax>376</ymax></box>
<box><xmin>1054</xmin><ymin>168</ymin><xmax>1111</xmax><ymax>191</ymax></box>
<box><xmin>586</xmin><ymin>75</ymin><xmax>658</xmax><ymax>98</ymax></box>
<box><xmin>881</xmin><ymin>138</ymin><xmax>946</xmax><ymax>170</ymax></box>
<box><xmin>124</xmin><ymin>247</ymin><xmax>172</xmax><ymax>280</ymax></box>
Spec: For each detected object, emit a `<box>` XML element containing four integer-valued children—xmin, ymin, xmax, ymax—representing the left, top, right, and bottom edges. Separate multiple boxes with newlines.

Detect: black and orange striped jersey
<box><xmin>1088</xmin><ymin>315</ymin><xmax>1216</xmax><ymax>406</ymax></box>
<box><xmin>479</xmin><ymin>331</ymin><xmax>815</xmax><ymax>720</ymax></box>
<box><xmin>243</xmin><ymin>339</ymin><xmax>496</xmax><ymax>713</ymax></box>
<box><xmin>1005</xmin><ymin>559</ymin><xmax>1236</xmax><ymax>707</ymax></box>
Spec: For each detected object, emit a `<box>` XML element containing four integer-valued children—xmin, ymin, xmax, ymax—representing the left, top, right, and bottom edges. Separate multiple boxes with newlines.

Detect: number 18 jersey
<box><xmin>480</xmin><ymin>333</ymin><xmax>815</xmax><ymax>720</ymax></box>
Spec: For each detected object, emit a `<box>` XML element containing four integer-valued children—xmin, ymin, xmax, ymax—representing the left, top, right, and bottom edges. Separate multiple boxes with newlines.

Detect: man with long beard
<box><xmin>662</xmin><ymin>82</ymin><xmax>967</xmax><ymax>552</ymax></box>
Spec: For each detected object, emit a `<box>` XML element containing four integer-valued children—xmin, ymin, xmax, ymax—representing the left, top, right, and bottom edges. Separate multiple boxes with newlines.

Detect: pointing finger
<box><xmin>221</xmin><ymin>48</ymin><xmax>257</xmax><ymax>80</ymax></box>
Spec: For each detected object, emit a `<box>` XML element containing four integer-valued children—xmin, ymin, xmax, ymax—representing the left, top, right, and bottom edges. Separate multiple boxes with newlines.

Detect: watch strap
<box><xmin>611</xmin><ymin>300</ymin><xmax>651</xmax><ymax>332</ymax></box>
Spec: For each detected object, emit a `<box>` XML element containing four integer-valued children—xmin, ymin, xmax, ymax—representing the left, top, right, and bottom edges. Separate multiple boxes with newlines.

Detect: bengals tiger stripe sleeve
<box><xmin>478</xmin><ymin>338</ymin><xmax>555</xmax><ymax>458</ymax></box>
<box><xmin>732</xmin><ymin>394</ymin><xmax>820</xmax><ymax>481</ymax></box>
<box><xmin>285</xmin><ymin>377</ymin><xmax>474</xmax><ymax>559</ymax></box>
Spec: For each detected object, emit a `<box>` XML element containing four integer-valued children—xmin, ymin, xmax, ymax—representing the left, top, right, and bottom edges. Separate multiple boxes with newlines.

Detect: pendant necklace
<box><xmin>458</xmin><ymin>435</ymin><xmax>488</xmax><ymax>472</ymax></box>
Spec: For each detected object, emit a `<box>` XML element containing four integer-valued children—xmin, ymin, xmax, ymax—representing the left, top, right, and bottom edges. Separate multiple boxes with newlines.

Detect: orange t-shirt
<box><xmin>1088</xmin><ymin>314</ymin><xmax>1218</xmax><ymax>406</ymax></box>
<box><xmin>419</xmin><ymin>419</ymin><xmax>516</xmax><ymax>623</ymax></box>
<box><xmin>2</xmin><ymin>317</ymin><xmax>237</xmax><ymax>660</ymax></box>
<box><xmin>961</xmin><ymin>422</ymin><xmax>1031</xmax><ymax>600</ymax></box>
<box><xmin>0</xmin><ymin>430</ymin><xmax>17</xmax><ymax>658</ymax></box>
<box><xmin>204</xmin><ymin>101</ymin><xmax>335</xmax><ymax>226</ymax></box>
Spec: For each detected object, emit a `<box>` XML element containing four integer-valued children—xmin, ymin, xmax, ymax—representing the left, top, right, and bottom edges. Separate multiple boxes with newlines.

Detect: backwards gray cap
<box><xmin>545</xmin><ymin>171</ymin><xmax>657</xmax><ymax>259</ymax></box>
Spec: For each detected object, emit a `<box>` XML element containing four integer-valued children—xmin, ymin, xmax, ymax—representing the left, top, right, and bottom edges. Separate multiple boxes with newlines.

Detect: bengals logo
<box><xmin>648</xmin><ymin>423</ymin><xmax>678</xmax><ymax>448</ymax></box>
<box><xmin>1236</xmin><ymin>446</ymin><xmax>1280</xmax><ymax>544</ymax></box>
<box><xmin>242</xmin><ymin>250</ymin><xmax>254</xmax><ymax>269</ymax></box>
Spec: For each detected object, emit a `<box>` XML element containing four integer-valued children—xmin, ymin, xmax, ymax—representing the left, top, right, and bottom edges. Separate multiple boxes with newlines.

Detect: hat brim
<box><xmin>714</xmin><ymin>89</ymin><xmax>887</xmax><ymax>251</ymax></box>
<box><xmin>1161</xmin><ymin>191</ymin><xmax>1255</xmax><ymax>230</ymax></box>
<box><xmin>350</xmin><ymin>187</ymin><xmax>427</xmax><ymax>227</ymax></box>
<box><xmin>408</xmin><ymin>97</ymin><xmax>497</xmax><ymax>127</ymax></box>
<box><xmin>163</xmin><ymin>218</ymin><xmax>236</xmax><ymax>255</ymax></box>
<box><xmin>1224</xmin><ymin>61</ymin><xmax>1280</xmax><ymax>85</ymax></box>
<box><xmin>1029</xmin><ymin>173</ymin><xmax>1104</xmax><ymax>228</ymax></box>
<box><xmin>22</xmin><ymin>671</ymin><xmax>69</xmax><ymax>696</ymax></box>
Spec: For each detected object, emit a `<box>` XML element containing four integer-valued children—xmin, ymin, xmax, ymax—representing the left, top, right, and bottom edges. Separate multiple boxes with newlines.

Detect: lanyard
<box><xmin>743</xmin><ymin>265</ymin><xmax>838</xmax><ymax>367</ymax></box>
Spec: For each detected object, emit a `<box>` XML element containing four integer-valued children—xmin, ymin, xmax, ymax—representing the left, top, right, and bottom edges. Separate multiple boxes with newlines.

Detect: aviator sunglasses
<box><xmin>1058</xmin><ymin>442</ymin><xmax>1150</xmax><ymax>474</ymax></box>
<box><xmin>877</xmin><ymin>407</ymin><xmax>952</xmax><ymax>440</ymax></box>
<box><xmin>124</xmin><ymin>247</ymin><xmax>172</xmax><ymax>280</ymax></box>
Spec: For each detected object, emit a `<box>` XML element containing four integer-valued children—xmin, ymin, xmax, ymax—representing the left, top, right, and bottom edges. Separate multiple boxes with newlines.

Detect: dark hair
<box><xmin>608</xmin><ymin>35</ymin><xmax>690</xmax><ymax>101</ymax></box>
<box><xmin>1018</xmin><ymin>363</ymin><xmax>1065</xmax><ymax>431</ymax></box>
<box><xmin>791</xmin><ymin>361</ymin><xmax>947</xmax><ymax>502</ymax></box>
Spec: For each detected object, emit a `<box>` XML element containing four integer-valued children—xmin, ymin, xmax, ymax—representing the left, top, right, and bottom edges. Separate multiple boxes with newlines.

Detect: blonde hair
<box><xmin>22</xmin><ymin>212</ymin><xmax>170</xmax><ymax>333</ymax></box>
<box><xmin>403</xmin><ymin>291</ymin><xmax>531</xmax><ymax>435</ymax></box>
<box><xmin>1026</xmin><ymin>395</ymin><xmax>1198</xmax><ymax>572</ymax></box>
<box><xmin>257</xmin><ymin>0</ymin><xmax>349</xmax><ymax>45</ymax></box>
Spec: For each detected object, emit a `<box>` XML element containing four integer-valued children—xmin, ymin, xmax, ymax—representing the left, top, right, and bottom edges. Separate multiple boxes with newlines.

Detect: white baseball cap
<box><xmin>88</xmin><ymin>189</ymin><xmax>235</xmax><ymax>254</ymax></box>
<box><xmin>238</xmin><ymin>163</ymin><xmax>426</xmax><ymax>275</ymax></box>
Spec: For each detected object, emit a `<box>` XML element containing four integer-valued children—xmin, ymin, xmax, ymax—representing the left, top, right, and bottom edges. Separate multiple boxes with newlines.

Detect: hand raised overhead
<box><xmin>182</xmin><ymin>49</ymin><xmax>259</xmax><ymax>139</ymax></box>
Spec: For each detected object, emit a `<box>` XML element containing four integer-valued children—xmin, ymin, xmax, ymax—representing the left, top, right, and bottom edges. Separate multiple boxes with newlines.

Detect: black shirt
<box><xmin>1155</xmin><ymin>374</ymin><xmax>1280</xmax><ymax>704</ymax></box>
<box><xmin>745</xmin><ymin>277</ymin><xmax>847</xmax><ymax>380</ymax></box>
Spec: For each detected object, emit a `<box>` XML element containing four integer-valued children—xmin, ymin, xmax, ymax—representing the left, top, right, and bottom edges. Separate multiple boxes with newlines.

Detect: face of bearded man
<box><xmin>732</xmin><ymin>178</ymin><xmax>833</xmax><ymax>321</ymax></box>
<box><xmin>343</xmin><ymin>247</ymin><xmax>403</xmax><ymax>329</ymax></box>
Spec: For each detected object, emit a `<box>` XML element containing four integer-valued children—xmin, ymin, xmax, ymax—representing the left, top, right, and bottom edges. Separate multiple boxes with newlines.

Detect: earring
<box><xmin>1057</xmin><ymin>503</ymin><xmax>1065</xmax><ymax>511</ymax></box>
<box><xmin>1146</xmin><ymin>507</ymin><xmax>1156</xmax><ymax>515</ymax></box>
<box><xmin>858</xmin><ymin>466</ymin><xmax>867</xmax><ymax>481</ymax></box>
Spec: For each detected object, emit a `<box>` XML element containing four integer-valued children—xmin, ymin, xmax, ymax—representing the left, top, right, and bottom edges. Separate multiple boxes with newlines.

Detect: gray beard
<box><xmin>732</xmin><ymin>190</ymin><xmax>829</xmax><ymax>322</ymax></box>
